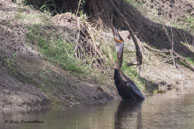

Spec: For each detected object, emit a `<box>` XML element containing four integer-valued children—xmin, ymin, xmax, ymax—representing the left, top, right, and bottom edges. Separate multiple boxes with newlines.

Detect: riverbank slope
<box><xmin>0</xmin><ymin>0</ymin><xmax>194</xmax><ymax>111</ymax></box>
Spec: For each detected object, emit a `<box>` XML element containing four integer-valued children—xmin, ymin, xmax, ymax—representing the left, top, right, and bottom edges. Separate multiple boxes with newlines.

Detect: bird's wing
<box><xmin>127</xmin><ymin>82</ymin><xmax>145</xmax><ymax>100</ymax></box>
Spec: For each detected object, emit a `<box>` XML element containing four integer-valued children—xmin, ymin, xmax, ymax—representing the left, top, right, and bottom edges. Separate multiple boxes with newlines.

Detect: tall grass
<box><xmin>26</xmin><ymin>25</ymin><xmax>85</xmax><ymax>74</ymax></box>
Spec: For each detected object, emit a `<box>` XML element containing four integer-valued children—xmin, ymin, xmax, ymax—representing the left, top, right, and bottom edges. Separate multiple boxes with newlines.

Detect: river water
<box><xmin>1</xmin><ymin>90</ymin><xmax>194</xmax><ymax>129</ymax></box>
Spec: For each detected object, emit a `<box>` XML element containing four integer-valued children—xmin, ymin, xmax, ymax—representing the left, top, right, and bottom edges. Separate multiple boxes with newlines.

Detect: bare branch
<box><xmin>163</xmin><ymin>26</ymin><xmax>177</xmax><ymax>68</ymax></box>
<box><xmin>108</xmin><ymin>0</ymin><xmax>142</xmax><ymax>65</ymax></box>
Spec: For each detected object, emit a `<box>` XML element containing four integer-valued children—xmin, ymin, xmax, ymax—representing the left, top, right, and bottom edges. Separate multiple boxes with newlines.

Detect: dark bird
<box><xmin>114</xmin><ymin>69</ymin><xmax>145</xmax><ymax>100</ymax></box>
<box><xmin>112</xmin><ymin>25</ymin><xmax>145</xmax><ymax>100</ymax></box>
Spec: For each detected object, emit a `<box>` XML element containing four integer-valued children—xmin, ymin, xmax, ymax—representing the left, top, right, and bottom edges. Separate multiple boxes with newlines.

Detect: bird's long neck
<box><xmin>112</xmin><ymin>26</ymin><xmax>124</xmax><ymax>70</ymax></box>
<box><xmin>115</xmin><ymin>43</ymin><xmax>124</xmax><ymax>70</ymax></box>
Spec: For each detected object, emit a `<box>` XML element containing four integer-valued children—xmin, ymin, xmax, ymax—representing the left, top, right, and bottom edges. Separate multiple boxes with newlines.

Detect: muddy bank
<box><xmin>0</xmin><ymin>0</ymin><xmax>194</xmax><ymax>111</ymax></box>
<box><xmin>0</xmin><ymin>67</ymin><xmax>49</xmax><ymax>112</ymax></box>
<box><xmin>136</xmin><ymin>0</ymin><xmax>194</xmax><ymax>21</ymax></box>
<box><xmin>0</xmin><ymin>0</ymin><xmax>119</xmax><ymax>111</ymax></box>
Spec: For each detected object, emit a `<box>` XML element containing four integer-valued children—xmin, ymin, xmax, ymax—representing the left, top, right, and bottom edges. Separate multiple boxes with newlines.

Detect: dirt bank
<box><xmin>0</xmin><ymin>67</ymin><xmax>49</xmax><ymax>112</ymax></box>
<box><xmin>0</xmin><ymin>0</ymin><xmax>194</xmax><ymax>111</ymax></box>
<box><xmin>135</xmin><ymin>0</ymin><xmax>194</xmax><ymax>22</ymax></box>
<box><xmin>0</xmin><ymin>0</ymin><xmax>118</xmax><ymax>111</ymax></box>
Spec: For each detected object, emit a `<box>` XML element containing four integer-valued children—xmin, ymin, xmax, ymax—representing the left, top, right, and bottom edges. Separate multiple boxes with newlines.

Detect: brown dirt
<box><xmin>0</xmin><ymin>67</ymin><xmax>49</xmax><ymax>112</ymax></box>
<box><xmin>52</xmin><ymin>13</ymin><xmax>108</xmax><ymax>69</ymax></box>
<box><xmin>0</xmin><ymin>0</ymin><xmax>119</xmax><ymax>111</ymax></box>
<box><xmin>0</xmin><ymin>0</ymin><xmax>194</xmax><ymax>112</ymax></box>
<box><xmin>87</xmin><ymin>0</ymin><xmax>194</xmax><ymax>53</ymax></box>
<box><xmin>105</xmin><ymin>30</ymin><xmax>194</xmax><ymax>94</ymax></box>
<box><xmin>136</xmin><ymin>0</ymin><xmax>194</xmax><ymax>21</ymax></box>
<box><xmin>84</xmin><ymin>0</ymin><xmax>194</xmax><ymax>93</ymax></box>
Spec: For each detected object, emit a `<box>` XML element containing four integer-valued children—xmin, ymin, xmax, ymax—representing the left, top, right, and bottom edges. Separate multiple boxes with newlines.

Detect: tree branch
<box><xmin>163</xmin><ymin>26</ymin><xmax>177</xmax><ymax>68</ymax></box>
<box><xmin>108</xmin><ymin>0</ymin><xmax>142</xmax><ymax>65</ymax></box>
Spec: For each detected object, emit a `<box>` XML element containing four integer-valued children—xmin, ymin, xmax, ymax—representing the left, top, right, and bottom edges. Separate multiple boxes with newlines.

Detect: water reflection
<box><xmin>115</xmin><ymin>100</ymin><xmax>143</xmax><ymax>129</ymax></box>
<box><xmin>2</xmin><ymin>91</ymin><xmax>194</xmax><ymax>129</ymax></box>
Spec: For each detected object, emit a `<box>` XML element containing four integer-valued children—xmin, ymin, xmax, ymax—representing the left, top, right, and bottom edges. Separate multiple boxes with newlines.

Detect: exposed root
<box><xmin>142</xmin><ymin>42</ymin><xmax>194</xmax><ymax>72</ymax></box>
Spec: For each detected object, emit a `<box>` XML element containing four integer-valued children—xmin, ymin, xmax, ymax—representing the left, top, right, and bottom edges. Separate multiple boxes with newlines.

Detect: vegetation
<box><xmin>12</xmin><ymin>0</ymin><xmax>194</xmax><ymax>93</ymax></box>
<box><xmin>26</xmin><ymin>25</ymin><xmax>86</xmax><ymax>74</ymax></box>
<box><xmin>1</xmin><ymin>0</ymin><xmax>194</xmax><ymax>110</ymax></box>
<box><xmin>122</xmin><ymin>64</ymin><xmax>145</xmax><ymax>90</ymax></box>
<box><xmin>125</xmin><ymin>0</ymin><xmax>194</xmax><ymax>35</ymax></box>
<box><xmin>25</xmin><ymin>24</ymin><xmax>113</xmax><ymax>85</ymax></box>
<box><xmin>187</xmin><ymin>57</ymin><xmax>194</xmax><ymax>65</ymax></box>
<box><xmin>182</xmin><ymin>16</ymin><xmax>194</xmax><ymax>32</ymax></box>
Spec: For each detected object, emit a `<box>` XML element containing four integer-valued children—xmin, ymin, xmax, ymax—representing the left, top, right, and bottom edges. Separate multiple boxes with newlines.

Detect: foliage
<box><xmin>15</xmin><ymin>11</ymin><xmax>51</xmax><ymax>25</ymax></box>
<box><xmin>187</xmin><ymin>57</ymin><xmax>194</xmax><ymax>65</ymax></box>
<box><xmin>3</xmin><ymin>58</ymin><xmax>34</xmax><ymax>83</ymax></box>
<box><xmin>121</xmin><ymin>62</ymin><xmax>145</xmax><ymax>90</ymax></box>
<box><xmin>182</xmin><ymin>16</ymin><xmax>194</xmax><ymax>32</ymax></box>
<box><xmin>40</xmin><ymin>0</ymin><xmax>58</xmax><ymax>15</ymax></box>
<box><xmin>125</xmin><ymin>0</ymin><xmax>143</xmax><ymax>8</ymax></box>
<box><xmin>26</xmin><ymin>25</ymin><xmax>86</xmax><ymax>74</ymax></box>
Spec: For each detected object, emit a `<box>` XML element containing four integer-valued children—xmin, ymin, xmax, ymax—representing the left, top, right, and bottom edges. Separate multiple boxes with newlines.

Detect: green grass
<box><xmin>182</xmin><ymin>16</ymin><xmax>194</xmax><ymax>32</ymax></box>
<box><xmin>25</xmin><ymin>24</ymin><xmax>114</xmax><ymax>85</ymax></box>
<box><xmin>113</xmin><ymin>47</ymin><xmax>159</xmax><ymax>93</ymax></box>
<box><xmin>3</xmin><ymin>58</ymin><xmax>34</xmax><ymax>83</ymax></box>
<box><xmin>121</xmin><ymin>62</ymin><xmax>145</xmax><ymax>91</ymax></box>
<box><xmin>186</xmin><ymin>57</ymin><xmax>194</xmax><ymax>66</ymax></box>
<box><xmin>125</xmin><ymin>0</ymin><xmax>143</xmax><ymax>8</ymax></box>
<box><xmin>26</xmin><ymin>25</ymin><xmax>86</xmax><ymax>74</ymax></box>
<box><xmin>114</xmin><ymin>47</ymin><xmax>146</xmax><ymax>90</ymax></box>
<box><xmin>39</xmin><ymin>0</ymin><xmax>58</xmax><ymax>15</ymax></box>
<box><xmin>15</xmin><ymin>12</ymin><xmax>27</xmax><ymax>20</ymax></box>
<box><xmin>121</xmin><ymin>63</ymin><xmax>159</xmax><ymax>93</ymax></box>
<box><xmin>108</xmin><ymin>43</ymin><xmax>146</xmax><ymax>90</ymax></box>
<box><xmin>15</xmin><ymin>10</ymin><xmax>51</xmax><ymax>25</ymax></box>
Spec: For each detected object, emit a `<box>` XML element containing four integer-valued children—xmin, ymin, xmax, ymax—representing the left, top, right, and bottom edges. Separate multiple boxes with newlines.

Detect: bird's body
<box><xmin>114</xmin><ymin>69</ymin><xmax>145</xmax><ymax>100</ymax></box>
<box><xmin>111</xmin><ymin>24</ymin><xmax>144</xmax><ymax>100</ymax></box>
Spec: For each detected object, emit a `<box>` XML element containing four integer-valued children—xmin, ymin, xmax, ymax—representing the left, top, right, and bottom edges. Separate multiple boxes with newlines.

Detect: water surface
<box><xmin>1</xmin><ymin>90</ymin><xmax>194</xmax><ymax>129</ymax></box>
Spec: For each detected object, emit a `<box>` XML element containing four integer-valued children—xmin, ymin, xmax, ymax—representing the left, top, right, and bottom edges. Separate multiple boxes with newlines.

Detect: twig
<box><xmin>170</xmin><ymin>27</ymin><xmax>177</xmax><ymax>68</ymax></box>
<box><xmin>108</xmin><ymin>0</ymin><xmax>142</xmax><ymax>65</ymax></box>
<box><xmin>0</xmin><ymin>83</ymin><xmax>8</xmax><ymax>88</ymax></box>
<box><xmin>173</xmin><ymin>52</ymin><xmax>194</xmax><ymax>71</ymax></box>
<box><xmin>163</xmin><ymin>26</ymin><xmax>177</xmax><ymax>68</ymax></box>
<box><xmin>59</xmin><ymin>96</ymin><xmax>75</xmax><ymax>106</ymax></box>
<box><xmin>74</xmin><ymin>17</ymin><xmax>81</xmax><ymax>58</ymax></box>
<box><xmin>76</xmin><ymin>0</ymin><xmax>82</xmax><ymax>16</ymax></box>
<box><xmin>143</xmin><ymin>43</ymin><xmax>169</xmax><ymax>53</ymax></box>
<box><xmin>163</xmin><ymin>56</ymin><xmax>179</xmax><ymax>63</ymax></box>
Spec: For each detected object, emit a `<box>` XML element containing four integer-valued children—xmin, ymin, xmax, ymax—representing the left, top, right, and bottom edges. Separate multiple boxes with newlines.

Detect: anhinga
<box><xmin>112</xmin><ymin>26</ymin><xmax>145</xmax><ymax>100</ymax></box>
